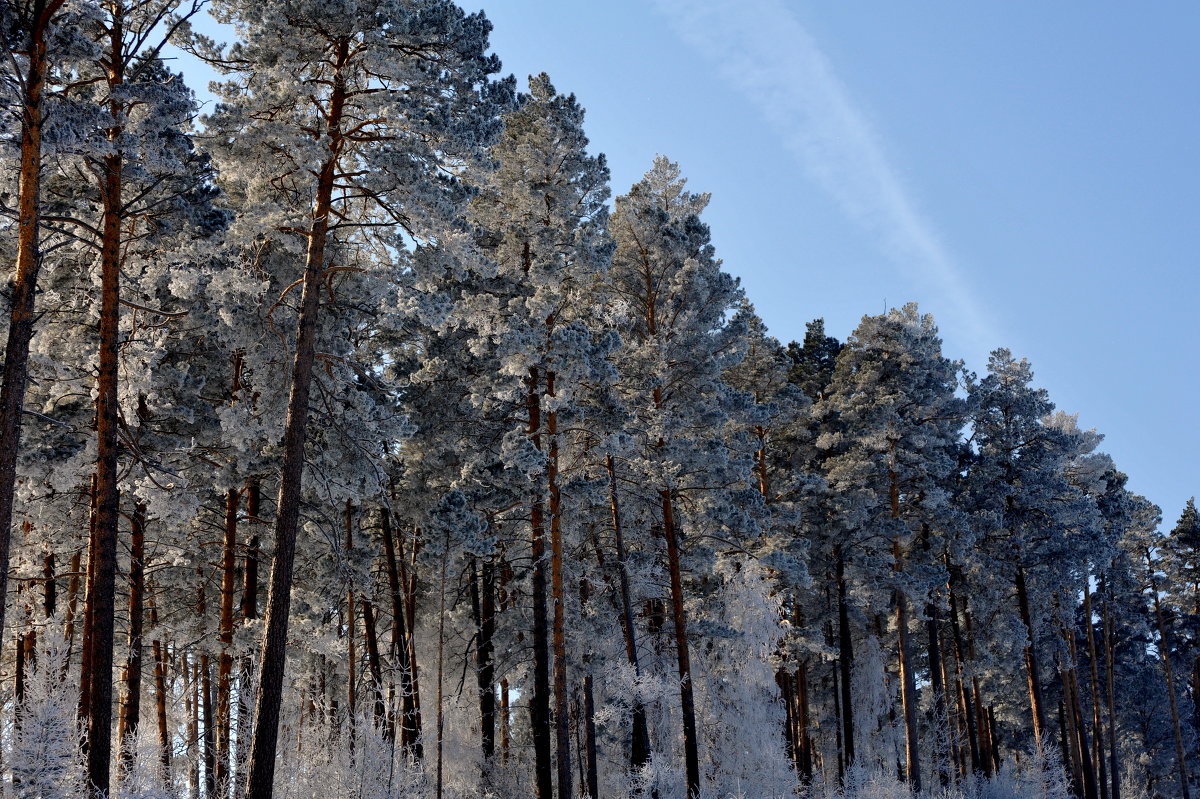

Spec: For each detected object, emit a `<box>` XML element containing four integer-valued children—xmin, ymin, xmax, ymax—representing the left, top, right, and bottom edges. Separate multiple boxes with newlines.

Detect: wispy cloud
<box><xmin>653</xmin><ymin>0</ymin><xmax>999</xmax><ymax>354</ymax></box>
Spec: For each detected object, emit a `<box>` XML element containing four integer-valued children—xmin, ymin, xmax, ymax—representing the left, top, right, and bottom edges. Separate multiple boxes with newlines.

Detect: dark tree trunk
<box><xmin>661</xmin><ymin>490</ymin><xmax>701</xmax><ymax>799</ymax></box>
<box><xmin>605</xmin><ymin>453</ymin><xmax>651</xmax><ymax>769</ymax></box>
<box><xmin>1102</xmin><ymin>577</ymin><xmax>1119</xmax><ymax>799</ymax></box>
<box><xmin>1017</xmin><ymin>566</ymin><xmax>1049</xmax><ymax>750</ymax></box>
<box><xmin>836</xmin><ymin>548</ymin><xmax>855</xmax><ymax>771</ymax></box>
<box><xmin>118</xmin><ymin>504</ymin><xmax>147</xmax><ymax>765</ymax></box>
<box><xmin>244</xmin><ymin>40</ymin><xmax>349</xmax><ymax>799</ymax></box>
<box><xmin>546</xmin><ymin>371</ymin><xmax>573</xmax><ymax>799</ymax></box>
<box><xmin>217</xmin><ymin>488</ymin><xmax>239</xmax><ymax>794</ymax></box>
<box><xmin>526</xmin><ymin>365</ymin><xmax>553</xmax><ymax>799</ymax></box>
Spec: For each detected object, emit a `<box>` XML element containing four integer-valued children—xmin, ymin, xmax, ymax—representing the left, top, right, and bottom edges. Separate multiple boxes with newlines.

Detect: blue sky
<box><xmin>174</xmin><ymin>1</ymin><xmax>1199</xmax><ymax>526</ymax></box>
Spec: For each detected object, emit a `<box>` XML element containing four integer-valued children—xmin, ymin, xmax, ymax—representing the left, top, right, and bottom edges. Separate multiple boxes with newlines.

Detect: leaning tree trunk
<box><xmin>244</xmin><ymin>40</ymin><xmax>348</xmax><ymax>799</ymax></box>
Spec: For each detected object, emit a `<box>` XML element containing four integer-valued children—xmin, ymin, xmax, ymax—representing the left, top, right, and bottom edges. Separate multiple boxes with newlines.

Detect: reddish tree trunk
<box><xmin>0</xmin><ymin>0</ymin><xmax>67</xmax><ymax>667</ymax></box>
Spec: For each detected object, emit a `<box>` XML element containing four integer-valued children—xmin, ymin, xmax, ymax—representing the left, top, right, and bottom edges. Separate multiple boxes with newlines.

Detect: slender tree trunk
<box><xmin>43</xmin><ymin>551</ymin><xmax>56</xmax><ymax>618</ymax></box>
<box><xmin>526</xmin><ymin>365</ymin><xmax>553</xmax><ymax>799</ymax></box>
<box><xmin>79</xmin><ymin>475</ymin><xmax>98</xmax><ymax>722</ymax></box>
<box><xmin>398</xmin><ymin>524</ymin><xmax>423</xmax><ymax>758</ymax></box>
<box><xmin>661</xmin><ymin>490</ymin><xmax>702</xmax><ymax>799</ymax></box>
<box><xmin>1102</xmin><ymin>577</ymin><xmax>1119</xmax><ymax>799</ymax></box>
<box><xmin>584</xmin><ymin>672</ymin><xmax>599</xmax><ymax>799</ymax></box>
<box><xmin>63</xmin><ymin>549</ymin><xmax>82</xmax><ymax>673</ymax></box>
<box><xmin>236</xmin><ymin>483</ymin><xmax>261</xmax><ymax>791</ymax></box>
<box><xmin>605</xmin><ymin>453</ymin><xmax>651</xmax><ymax>769</ymax></box>
<box><xmin>1082</xmin><ymin>579</ymin><xmax>1108</xmax><ymax>799</ymax></box>
<box><xmin>0</xmin><ymin>0</ymin><xmax>67</xmax><ymax>668</ymax></box>
<box><xmin>892</xmin><ymin>539</ymin><xmax>921</xmax><ymax>793</ymax></box>
<box><xmin>1017</xmin><ymin>566</ymin><xmax>1049</xmax><ymax>749</ymax></box>
<box><xmin>118</xmin><ymin>503</ymin><xmax>147</xmax><ymax>765</ymax></box>
<box><xmin>470</xmin><ymin>557</ymin><xmax>496</xmax><ymax>771</ymax></box>
<box><xmin>379</xmin><ymin>507</ymin><xmax>416</xmax><ymax>746</ymax></box>
<box><xmin>1146</xmin><ymin>554</ymin><xmax>1191</xmax><ymax>799</ymax></box>
<box><xmin>796</xmin><ymin>661</ymin><xmax>813</xmax><ymax>780</ymax></box>
<box><xmin>345</xmin><ymin>500</ymin><xmax>358</xmax><ymax>730</ymax></box>
<box><xmin>202</xmin><ymin>654</ymin><xmax>217</xmax><ymax>798</ymax></box>
<box><xmin>927</xmin><ymin>601</ymin><xmax>950</xmax><ymax>787</ymax></box>
<box><xmin>244</xmin><ymin>41</ymin><xmax>349</xmax><ymax>799</ymax></box>
<box><xmin>149</xmin><ymin>591</ymin><xmax>171</xmax><ymax>783</ymax></box>
<box><xmin>546</xmin><ymin>370</ymin><xmax>573</xmax><ymax>799</ymax></box>
<box><xmin>189</xmin><ymin>657</ymin><xmax>201</xmax><ymax>799</ymax></box>
<box><xmin>362</xmin><ymin>600</ymin><xmax>386</xmax><ymax>730</ymax></box>
<box><xmin>836</xmin><ymin>548</ymin><xmax>855</xmax><ymax>771</ymax></box>
<box><xmin>216</xmin><ymin>488</ymin><xmax>239</xmax><ymax>795</ymax></box>
<box><xmin>948</xmin><ymin>575</ymin><xmax>982</xmax><ymax>774</ymax></box>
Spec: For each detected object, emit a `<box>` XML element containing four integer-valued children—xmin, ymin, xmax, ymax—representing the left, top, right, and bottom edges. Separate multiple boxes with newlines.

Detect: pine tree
<box><xmin>817</xmin><ymin>303</ymin><xmax>966</xmax><ymax>793</ymax></box>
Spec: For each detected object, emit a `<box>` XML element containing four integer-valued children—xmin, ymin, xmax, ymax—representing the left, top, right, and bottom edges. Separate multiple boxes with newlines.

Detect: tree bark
<box><xmin>836</xmin><ymin>548</ymin><xmax>855</xmax><ymax>771</ymax></box>
<box><xmin>546</xmin><ymin>370</ymin><xmax>573</xmax><ymax>799</ymax></box>
<box><xmin>1102</xmin><ymin>576</ymin><xmax>1119</xmax><ymax>799</ymax></box>
<box><xmin>1082</xmin><ymin>579</ymin><xmax>1108</xmax><ymax>799</ymax></box>
<box><xmin>244</xmin><ymin>39</ymin><xmax>349</xmax><ymax>799</ymax></box>
<box><xmin>217</xmin><ymin>488</ymin><xmax>239</xmax><ymax>794</ymax></box>
<box><xmin>605</xmin><ymin>453</ymin><xmax>652</xmax><ymax>770</ymax></box>
<box><xmin>0</xmin><ymin>0</ymin><xmax>67</xmax><ymax>671</ymax></box>
<box><xmin>661</xmin><ymin>490</ymin><xmax>702</xmax><ymax>799</ymax></box>
<box><xmin>1146</xmin><ymin>552</ymin><xmax>1191</xmax><ymax>799</ymax></box>
<box><xmin>526</xmin><ymin>365</ymin><xmax>553</xmax><ymax>799</ymax></box>
<box><xmin>118</xmin><ymin>503</ymin><xmax>147</xmax><ymax>765</ymax></box>
<box><xmin>892</xmin><ymin>539</ymin><xmax>921</xmax><ymax>793</ymax></box>
<box><xmin>1016</xmin><ymin>565</ymin><xmax>1049</xmax><ymax>750</ymax></box>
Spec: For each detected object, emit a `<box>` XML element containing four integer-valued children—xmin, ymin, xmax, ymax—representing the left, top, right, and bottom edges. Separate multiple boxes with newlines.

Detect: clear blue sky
<box><xmin>174</xmin><ymin>1</ymin><xmax>1200</xmax><ymax>527</ymax></box>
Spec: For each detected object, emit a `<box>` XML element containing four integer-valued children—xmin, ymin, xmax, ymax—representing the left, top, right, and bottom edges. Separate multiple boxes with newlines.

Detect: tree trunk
<box><xmin>0</xmin><ymin>0</ymin><xmax>67</xmax><ymax>671</ymax></box>
<box><xmin>379</xmin><ymin>507</ymin><xmax>416</xmax><ymax>745</ymax></box>
<box><xmin>79</xmin><ymin>475</ymin><xmax>98</xmax><ymax>722</ymax></box>
<box><xmin>149</xmin><ymin>591</ymin><xmax>171</xmax><ymax>783</ymax></box>
<box><xmin>927</xmin><ymin>601</ymin><xmax>950</xmax><ymax>787</ymax></box>
<box><xmin>202</xmin><ymin>654</ymin><xmax>217</xmax><ymax>798</ymax></box>
<box><xmin>1016</xmin><ymin>566</ymin><xmax>1049</xmax><ymax>750</ymax></box>
<box><xmin>345</xmin><ymin>500</ymin><xmax>358</xmax><ymax>728</ymax></box>
<box><xmin>1082</xmin><ymin>579</ymin><xmax>1108</xmax><ymax>799</ymax></box>
<box><xmin>605</xmin><ymin>453</ymin><xmax>651</xmax><ymax>770</ymax></box>
<box><xmin>893</xmin><ymin>540</ymin><xmax>922</xmax><ymax>793</ymax></box>
<box><xmin>948</xmin><ymin>575</ymin><xmax>982</xmax><ymax>774</ymax></box>
<box><xmin>470</xmin><ymin>556</ymin><xmax>496</xmax><ymax>772</ymax></box>
<box><xmin>526</xmin><ymin>365</ymin><xmax>553</xmax><ymax>799</ymax></box>
<box><xmin>836</xmin><ymin>548</ymin><xmax>855</xmax><ymax>771</ymax></box>
<box><xmin>1102</xmin><ymin>577</ymin><xmax>1119</xmax><ymax>799</ymax></box>
<box><xmin>398</xmin><ymin>524</ymin><xmax>424</xmax><ymax>758</ymax></box>
<box><xmin>118</xmin><ymin>503</ymin><xmax>147</xmax><ymax>765</ymax></box>
<box><xmin>362</xmin><ymin>600</ymin><xmax>387</xmax><ymax>731</ymax></box>
<box><xmin>244</xmin><ymin>40</ymin><xmax>349</xmax><ymax>799</ymax></box>
<box><xmin>546</xmin><ymin>370</ymin><xmax>574</xmax><ymax>799</ymax></box>
<box><xmin>1146</xmin><ymin>553</ymin><xmax>1191</xmax><ymax>799</ymax></box>
<box><xmin>217</xmin><ymin>488</ymin><xmax>239</xmax><ymax>794</ymax></box>
<box><xmin>661</xmin><ymin>490</ymin><xmax>702</xmax><ymax>799</ymax></box>
<box><xmin>43</xmin><ymin>551</ymin><xmax>56</xmax><ymax>618</ymax></box>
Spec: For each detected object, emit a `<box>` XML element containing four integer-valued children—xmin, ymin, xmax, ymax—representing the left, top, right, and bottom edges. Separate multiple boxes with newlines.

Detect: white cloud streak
<box><xmin>653</xmin><ymin>0</ymin><xmax>999</xmax><ymax>353</ymax></box>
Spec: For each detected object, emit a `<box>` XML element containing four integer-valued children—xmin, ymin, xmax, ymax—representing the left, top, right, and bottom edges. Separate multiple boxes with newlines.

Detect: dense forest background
<box><xmin>0</xmin><ymin>1</ymin><xmax>1197</xmax><ymax>798</ymax></box>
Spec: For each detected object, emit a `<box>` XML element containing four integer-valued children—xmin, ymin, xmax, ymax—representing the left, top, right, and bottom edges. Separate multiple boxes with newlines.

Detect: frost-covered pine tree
<box><xmin>817</xmin><ymin>303</ymin><xmax>966</xmax><ymax>793</ymax></box>
<box><xmin>191</xmin><ymin>0</ymin><xmax>502</xmax><ymax>794</ymax></box>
